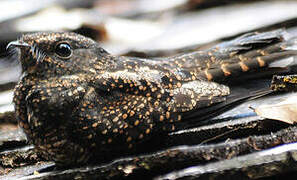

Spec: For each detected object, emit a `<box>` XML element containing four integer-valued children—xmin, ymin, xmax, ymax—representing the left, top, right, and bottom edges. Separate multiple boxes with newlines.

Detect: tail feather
<box><xmin>214</xmin><ymin>29</ymin><xmax>287</xmax><ymax>53</ymax></box>
<box><xmin>200</xmin><ymin>31</ymin><xmax>297</xmax><ymax>83</ymax></box>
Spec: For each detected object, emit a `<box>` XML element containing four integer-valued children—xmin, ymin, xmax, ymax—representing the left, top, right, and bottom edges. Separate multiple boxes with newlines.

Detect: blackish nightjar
<box><xmin>7</xmin><ymin>30</ymin><xmax>297</xmax><ymax>166</ymax></box>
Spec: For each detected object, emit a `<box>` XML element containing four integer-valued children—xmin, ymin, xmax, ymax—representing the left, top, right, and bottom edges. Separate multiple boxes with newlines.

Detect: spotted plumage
<box><xmin>8</xmin><ymin>30</ymin><xmax>297</xmax><ymax>166</ymax></box>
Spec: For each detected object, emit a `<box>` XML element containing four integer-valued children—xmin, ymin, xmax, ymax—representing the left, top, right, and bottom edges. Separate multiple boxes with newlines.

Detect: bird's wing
<box><xmin>89</xmin><ymin>30</ymin><xmax>297</xmax><ymax>128</ymax></box>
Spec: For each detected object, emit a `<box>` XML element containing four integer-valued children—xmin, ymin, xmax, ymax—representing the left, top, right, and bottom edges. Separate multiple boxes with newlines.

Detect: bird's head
<box><xmin>7</xmin><ymin>32</ymin><xmax>111</xmax><ymax>78</ymax></box>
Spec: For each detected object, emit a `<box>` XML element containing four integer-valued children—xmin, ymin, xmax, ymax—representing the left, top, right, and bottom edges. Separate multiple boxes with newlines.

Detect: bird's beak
<box><xmin>6</xmin><ymin>40</ymin><xmax>30</xmax><ymax>50</ymax></box>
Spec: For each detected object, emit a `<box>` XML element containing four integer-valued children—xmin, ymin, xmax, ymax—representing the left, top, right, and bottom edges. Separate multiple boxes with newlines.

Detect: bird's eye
<box><xmin>55</xmin><ymin>42</ymin><xmax>72</xmax><ymax>59</ymax></box>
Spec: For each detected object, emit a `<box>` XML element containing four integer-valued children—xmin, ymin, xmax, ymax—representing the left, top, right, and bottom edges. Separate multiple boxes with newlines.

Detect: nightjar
<box><xmin>7</xmin><ymin>30</ymin><xmax>297</xmax><ymax>166</ymax></box>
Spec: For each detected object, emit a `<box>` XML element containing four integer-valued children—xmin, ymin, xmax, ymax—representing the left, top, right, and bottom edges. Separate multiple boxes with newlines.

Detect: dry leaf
<box><xmin>254</xmin><ymin>96</ymin><xmax>297</xmax><ymax>124</ymax></box>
